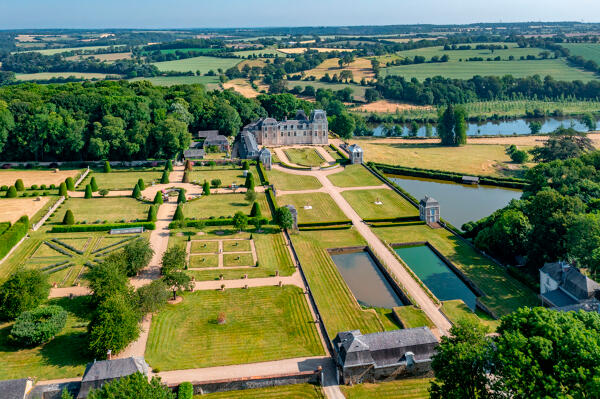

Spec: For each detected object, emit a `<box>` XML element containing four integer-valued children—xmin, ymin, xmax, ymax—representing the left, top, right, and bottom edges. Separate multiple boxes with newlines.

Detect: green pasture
<box><xmin>561</xmin><ymin>43</ymin><xmax>600</xmax><ymax>64</ymax></box>
<box><xmin>340</xmin><ymin>378</ymin><xmax>433</xmax><ymax>399</ymax></box>
<box><xmin>152</xmin><ymin>56</ymin><xmax>241</xmax><ymax>73</ymax></box>
<box><xmin>283</xmin><ymin>148</ymin><xmax>324</xmax><ymax>167</ymax></box>
<box><xmin>130</xmin><ymin>75</ymin><xmax>221</xmax><ymax>89</ymax></box>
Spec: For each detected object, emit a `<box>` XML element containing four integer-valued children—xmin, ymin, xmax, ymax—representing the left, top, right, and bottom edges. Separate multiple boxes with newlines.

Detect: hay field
<box><xmin>352</xmin><ymin>100</ymin><xmax>433</xmax><ymax>113</ymax></box>
<box><xmin>0</xmin><ymin>197</ymin><xmax>50</xmax><ymax>224</ymax></box>
<box><xmin>277</xmin><ymin>47</ymin><xmax>354</xmax><ymax>54</ymax></box>
<box><xmin>66</xmin><ymin>52</ymin><xmax>132</xmax><ymax>62</ymax></box>
<box><xmin>304</xmin><ymin>57</ymin><xmax>374</xmax><ymax>80</ymax></box>
<box><xmin>223</xmin><ymin>79</ymin><xmax>263</xmax><ymax>98</ymax></box>
<box><xmin>16</xmin><ymin>72</ymin><xmax>113</xmax><ymax>81</ymax></box>
<box><xmin>0</xmin><ymin>169</ymin><xmax>80</xmax><ymax>187</ymax></box>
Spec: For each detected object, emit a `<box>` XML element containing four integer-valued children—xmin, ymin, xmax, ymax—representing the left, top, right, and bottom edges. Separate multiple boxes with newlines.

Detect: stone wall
<box><xmin>341</xmin><ymin>359</ymin><xmax>433</xmax><ymax>385</ymax></box>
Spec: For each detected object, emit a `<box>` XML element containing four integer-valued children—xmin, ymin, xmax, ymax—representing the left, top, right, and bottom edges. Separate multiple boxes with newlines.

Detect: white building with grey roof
<box><xmin>242</xmin><ymin>109</ymin><xmax>328</xmax><ymax>146</ymax></box>
<box><xmin>540</xmin><ymin>261</ymin><xmax>600</xmax><ymax>308</ymax></box>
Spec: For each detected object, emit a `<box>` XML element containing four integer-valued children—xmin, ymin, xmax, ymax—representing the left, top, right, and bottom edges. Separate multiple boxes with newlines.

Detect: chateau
<box><xmin>242</xmin><ymin>109</ymin><xmax>328</xmax><ymax>146</ymax></box>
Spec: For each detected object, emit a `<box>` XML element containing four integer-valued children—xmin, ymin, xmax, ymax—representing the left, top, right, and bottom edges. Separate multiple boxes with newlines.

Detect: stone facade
<box><xmin>259</xmin><ymin>148</ymin><xmax>272</xmax><ymax>170</ymax></box>
<box><xmin>347</xmin><ymin>144</ymin><xmax>363</xmax><ymax>164</ymax></box>
<box><xmin>243</xmin><ymin>110</ymin><xmax>328</xmax><ymax>146</ymax></box>
<box><xmin>419</xmin><ymin>196</ymin><xmax>440</xmax><ymax>224</ymax></box>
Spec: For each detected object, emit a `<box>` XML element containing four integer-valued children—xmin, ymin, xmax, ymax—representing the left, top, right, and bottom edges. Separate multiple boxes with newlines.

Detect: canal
<box><xmin>388</xmin><ymin>175</ymin><xmax>522</xmax><ymax>228</ymax></box>
<box><xmin>330</xmin><ymin>250</ymin><xmax>406</xmax><ymax>309</ymax></box>
<box><xmin>394</xmin><ymin>244</ymin><xmax>477</xmax><ymax>310</ymax></box>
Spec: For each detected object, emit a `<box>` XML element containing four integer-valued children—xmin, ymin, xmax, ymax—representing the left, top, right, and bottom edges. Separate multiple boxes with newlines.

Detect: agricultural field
<box><xmin>304</xmin><ymin>57</ymin><xmax>375</xmax><ymax>80</ymax></box>
<box><xmin>16</xmin><ymin>72</ymin><xmax>116</xmax><ymax>81</ymax></box>
<box><xmin>277</xmin><ymin>192</ymin><xmax>348</xmax><ymax>223</ymax></box>
<box><xmin>561</xmin><ymin>43</ymin><xmax>600</xmax><ymax>64</ymax></box>
<box><xmin>183</xmin><ymin>192</ymin><xmax>272</xmax><ymax>219</ymax></box>
<box><xmin>341</xmin><ymin>189</ymin><xmax>418</xmax><ymax>219</ymax></box>
<box><xmin>326</xmin><ymin>164</ymin><xmax>382</xmax><ymax>187</ymax></box>
<box><xmin>283</xmin><ymin>148</ymin><xmax>325</xmax><ymax>167</ymax></box>
<box><xmin>47</xmin><ymin>197</ymin><xmax>150</xmax><ymax>225</ymax></box>
<box><xmin>223</xmin><ymin>78</ymin><xmax>263</xmax><ymax>98</ymax></box>
<box><xmin>351</xmin><ymin>100</ymin><xmax>433</xmax><ymax>114</ymax></box>
<box><xmin>290</xmin><ymin>229</ymin><xmax>385</xmax><ymax>337</ymax></box>
<box><xmin>277</xmin><ymin>47</ymin><xmax>354</xmax><ymax>54</ymax></box>
<box><xmin>340</xmin><ymin>378</ymin><xmax>433</xmax><ymax>399</ymax></box>
<box><xmin>152</xmin><ymin>56</ymin><xmax>242</xmax><ymax>73</ymax></box>
<box><xmin>66</xmin><ymin>52</ymin><xmax>132</xmax><ymax>62</ymax></box>
<box><xmin>171</xmin><ymin>227</ymin><xmax>294</xmax><ymax>280</ymax></box>
<box><xmin>348</xmin><ymin>140</ymin><xmax>531</xmax><ymax>178</ymax></box>
<box><xmin>0</xmin><ymin>296</ymin><xmax>93</xmax><ymax>380</ymax></box>
<box><xmin>373</xmin><ymin>224</ymin><xmax>539</xmax><ymax>316</ymax></box>
<box><xmin>233</xmin><ymin>48</ymin><xmax>283</xmax><ymax>57</ymax></box>
<box><xmin>189</xmin><ymin>168</ymin><xmax>248</xmax><ymax>187</ymax></box>
<box><xmin>15</xmin><ymin>45</ymin><xmax>122</xmax><ymax>55</ymax></box>
<box><xmin>198</xmin><ymin>383</ymin><xmax>325</xmax><ymax>399</ymax></box>
<box><xmin>266</xmin><ymin>168</ymin><xmax>322</xmax><ymax>191</ymax></box>
<box><xmin>79</xmin><ymin>170</ymin><xmax>164</xmax><ymax>191</ymax></box>
<box><xmin>286</xmin><ymin>81</ymin><xmax>373</xmax><ymax>102</ymax></box>
<box><xmin>0</xmin><ymin>197</ymin><xmax>51</xmax><ymax>224</ymax></box>
<box><xmin>129</xmin><ymin>75</ymin><xmax>221</xmax><ymax>89</ymax></box>
<box><xmin>145</xmin><ymin>286</ymin><xmax>324</xmax><ymax>370</ymax></box>
<box><xmin>380</xmin><ymin>59</ymin><xmax>598</xmax><ymax>82</ymax></box>
<box><xmin>0</xmin><ymin>169</ymin><xmax>81</xmax><ymax>188</ymax></box>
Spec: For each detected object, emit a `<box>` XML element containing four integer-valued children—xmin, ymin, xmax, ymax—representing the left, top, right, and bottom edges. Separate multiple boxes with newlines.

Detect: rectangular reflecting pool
<box><xmin>330</xmin><ymin>250</ymin><xmax>406</xmax><ymax>309</ymax></box>
<box><xmin>394</xmin><ymin>244</ymin><xmax>477</xmax><ymax>310</ymax></box>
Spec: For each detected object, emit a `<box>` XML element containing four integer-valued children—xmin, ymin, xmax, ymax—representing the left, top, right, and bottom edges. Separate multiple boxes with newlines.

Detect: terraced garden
<box><xmin>145</xmin><ymin>286</ymin><xmax>324</xmax><ymax>370</ymax></box>
<box><xmin>266</xmin><ymin>168</ymin><xmax>322</xmax><ymax>191</ymax></box>
<box><xmin>277</xmin><ymin>192</ymin><xmax>348</xmax><ymax>223</ymax></box>
<box><xmin>283</xmin><ymin>148</ymin><xmax>325</xmax><ymax>167</ymax></box>
<box><xmin>341</xmin><ymin>188</ymin><xmax>418</xmax><ymax>219</ymax></box>
<box><xmin>47</xmin><ymin>197</ymin><xmax>150</xmax><ymax>225</ymax></box>
<box><xmin>327</xmin><ymin>164</ymin><xmax>382</xmax><ymax>187</ymax></box>
<box><xmin>79</xmin><ymin>170</ymin><xmax>163</xmax><ymax>191</ymax></box>
<box><xmin>183</xmin><ymin>192</ymin><xmax>271</xmax><ymax>219</ymax></box>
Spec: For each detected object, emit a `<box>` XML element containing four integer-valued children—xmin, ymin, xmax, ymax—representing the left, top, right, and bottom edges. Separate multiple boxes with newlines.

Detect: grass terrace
<box><xmin>0</xmin><ymin>169</ymin><xmax>81</xmax><ymax>188</ymax></box>
<box><xmin>189</xmin><ymin>168</ymin><xmax>248</xmax><ymax>187</ymax></box>
<box><xmin>341</xmin><ymin>189</ymin><xmax>418</xmax><ymax>220</ymax></box>
<box><xmin>48</xmin><ymin>197</ymin><xmax>149</xmax><ymax>225</ymax></box>
<box><xmin>0</xmin><ymin>296</ymin><xmax>93</xmax><ymax>380</ymax></box>
<box><xmin>441</xmin><ymin>299</ymin><xmax>500</xmax><ymax>331</ymax></box>
<box><xmin>393</xmin><ymin>305</ymin><xmax>435</xmax><ymax>329</ymax></box>
<box><xmin>146</xmin><ymin>286</ymin><xmax>324</xmax><ymax>370</ymax></box>
<box><xmin>374</xmin><ymin>224</ymin><xmax>539</xmax><ymax>316</ymax></box>
<box><xmin>340</xmin><ymin>378</ymin><xmax>433</xmax><ymax>399</ymax></box>
<box><xmin>183</xmin><ymin>192</ymin><xmax>271</xmax><ymax>220</ymax></box>
<box><xmin>78</xmin><ymin>170</ymin><xmax>164</xmax><ymax>191</ymax></box>
<box><xmin>327</xmin><ymin>165</ymin><xmax>382</xmax><ymax>188</ymax></box>
<box><xmin>290</xmin><ymin>229</ymin><xmax>385</xmax><ymax>337</ymax></box>
<box><xmin>196</xmin><ymin>383</ymin><xmax>325</xmax><ymax>398</ymax></box>
<box><xmin>283</xmin><ymin>148</ymin><xmax>325</xmax><ymax>167</ymax></box>
<box><xmin>266</xmin><ymin>168</ymin><xmax>322</xmax><ymax>191</ymax></box>
<box><xmin>277</xmin><ymin>192</ymin><xmax>347</xmax><ymax>223</ymax></box>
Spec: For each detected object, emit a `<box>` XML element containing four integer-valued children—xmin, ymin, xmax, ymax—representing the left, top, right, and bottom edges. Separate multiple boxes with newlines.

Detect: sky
<box><xmin>0</xmin><ymin>0</ymin><xmax>598</xmax><ymax>29</ymax></box>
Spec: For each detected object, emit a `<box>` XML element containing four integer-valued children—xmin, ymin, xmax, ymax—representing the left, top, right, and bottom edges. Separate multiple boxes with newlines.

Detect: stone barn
<box><xmin>333</xmin><ymin>328</ymin><xmax>438</xmax><ymax>385</ymax></box>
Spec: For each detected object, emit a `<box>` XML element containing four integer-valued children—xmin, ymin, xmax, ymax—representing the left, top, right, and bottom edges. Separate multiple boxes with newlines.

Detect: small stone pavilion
<box><xmin>419</xmin><ymin>196</ymin><xmax>440</xmax><ymax>225</ymax></box>
<box><xmin>347</xmin><ymin>144</ymin><xmax>363</xmax><ymax>164</ymax></box>
<box><xmin>259</xmin><ymin>147</ymin><xmax>272</xmax><ymax>170</ymax></box>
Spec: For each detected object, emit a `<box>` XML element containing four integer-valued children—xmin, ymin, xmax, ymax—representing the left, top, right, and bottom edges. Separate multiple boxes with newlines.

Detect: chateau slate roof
<box><xmin>204</xmin><ymin>135</ymin><xmax>229</xmax><ymax>146</ymax></box>
<box><xmin>238</xmin><ymin>131</ymin><xmax>259</xmax><ymax>158</ymax></box>
<box><xmin>541</xmin><ymin>262</ymin><xmax>600</xmax><ymax>301</ymax></box>
<box><xmin>197</xmin><ymin>130</ymin><xmax>220</xmax><ymax>139</ymax></box>
<box><xmin>348</xmin><ymin>144</ymin><xmax>363</xmax><ymax>153</ymax></box>
<box><xmin>420</xmin><ymin>196</ymin><xmax>439</xmax><ymax>206</ymax></box>
<box><xmin>0</xmin><ymin>378</ymin><xmax>31</xmax><ymax>399</ymax></box>
<box><xmin>183</xmin><ymin>149</ymin><xmax>206</xmax><ymax>159</ymax></box>
<box><xmin>243</xmin><ymin>109</ymin><xmax>327</xmax><ymax>131</ymax></box>
<box><xmin>543</xmin><ymin>288</ymin><xmax>578</xmax><ymax>307</ymax></box>
<box><xmin>78</xmin><ymin>357</ymin><xmax>149</xmax><ymax>398</ymax></box>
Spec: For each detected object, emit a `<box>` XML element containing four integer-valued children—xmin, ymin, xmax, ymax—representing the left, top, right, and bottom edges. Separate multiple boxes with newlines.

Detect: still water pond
<box><xmin>388</xmin><ymin>175</ymin><xmax>521</xmax><ymax>228</ymax></box>
<box><xmin>372</xmin><ymin>116</ymin><xmax>600</xmax><ymax>137</ymax></box>
<box><xmin>395</xmin><ymin>245</ymin><xmax>477</xmax><ymax>310</ymax></box>
<box><xmin>330</xmin><ymin>251</ymin><xmax>406</xmax><ymax>309</ymax></box>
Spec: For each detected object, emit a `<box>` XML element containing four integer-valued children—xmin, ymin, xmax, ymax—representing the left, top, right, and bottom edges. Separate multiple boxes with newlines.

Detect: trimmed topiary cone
<box><xmin>63</xmin><ymin>209</ymin><xmax>75</xmax><ymax>225</ymax></box>
<box><xmin>137</xmin><ymin>178</ymin><xmax>145</xmax><ymax>191</ymax></box>
<box><xmin>103</xmin><ymin>160</ymin><xmax>111</xmax><ymax>173</ymax></box>
<box><xmin>132</xmin><ymin>184</ymin><xmax>141</xmax><ymax>199</ymax></box>
<box><xmin>15</xmin><ymin>179</ymin><xmax>25</xmax><ymax>191</ymax></box>
<box><xmin>65</xmin><ymin>177</ymin><xmax>75</xmax><ymax>191</ymax></box>
<box><xmin>84</xmin><ymin>184</ymin><xmax>93</xmax><ymax>199</ymax></box>
<box><xmin>6</xmin><ymin>185</ymin><xmax>17</xmax><ymax>198</ymax></box>
<box><xmin>90</xmin><ymin>176</ymin><xmax>99</xmax><ymax>192</ymax></box>
<box><xmin>161</xmin><ymin>171</ymin><xmax>169</xmax><ymax>184</ymax></box>
<box><xmin>173</xmin><ymin>204</ymin><xmax>184</xmax><ymax>221</ymax></box>
<box><xmin>154</xmin><ymin>191</ymin><xmax>163</xmax><ymax>205</ymax></box>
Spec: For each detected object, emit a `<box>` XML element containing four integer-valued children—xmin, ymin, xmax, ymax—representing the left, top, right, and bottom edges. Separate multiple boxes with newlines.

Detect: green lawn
<box><xmin>389</xmin><ymin>43</ymin><xmax>543</xmax><ymax>63</ymax></box>
<box><xmin>223</xmin><ymin>253</ymin><xmax>255</xmax><ymax>267</ymax></box>
<box><xmin>373</xmin><ymin>224</ymin><xmax>539</xmax><ymax>316</ymax></box>
<box><xmin>290</xmin><ymin>229</ymin><xmax>385</xmax><ymax>337</ymax></box>
<box><xmin>146</xmin><ymin>286</ymin><xmax>324</xmax><ymax>370</ymax></box>
<box><xmin>393</xmin><ymin>305</ymin><xmax>435</xmax><ymax>329</ymax></box>
<box><xmin>197</xmin><ymin>383</ymin><xmax>324</xmax><ymax>398</ymax></box>
<box><xmin>381</xmin><ymin>58</ymin><xmax>598</xmax><ymax>82</ymax></box>
<box><xmin>171</xmin><ymin>227</ymin><xmax>294</xmax><ymax>280</ymax></box>
<box><xmin>340</xmin><ymin>378</ymin><xmax>433</xmax><ymax>399</ymax></box>
<box><xmin>341</xmin><ymin>189</ymin><xmax>418</xmax><ymax>219</ymax></box>
<box><xmin>189</xmin><ymin>254</ymin><xmax>219</xmax><ymax>268</ymax></box>
<box><xmin>190</xmin><ymin>240</ymin><xmax>219</xmax><ymax>253</ymax></box>
<box><xmin>327</xmin><ymin>165</ymin><xmax>382</xmax><ymax>188</ymax></box>
<box><xmin>0</xmin><ymin>296</ymin><xmax>93</xmax><ymax>380</ymax></box>
<box><xmin>152</xmin><ymin>56</ymin><xmax>241</xmax><ymax>73</ymax></box>
<box><xmin>130</xmin><ymin>75</ymin><xmax>221</xmax><ymax>89</ymax></box>
<box><xmin>441</xmin><ymin>300</ymin><xmax>500</xmax><ymax>331</ymax></box>
<box><xmin>267</xmin><ymin>168</ymin><xmax>322</xmax><ymax>191</ymax></box>
<box><xmin>283</xmin><ymin>148</ymin><xmax>325</xmax><ymax>167</ymax></box>
<box><xmin>561</xmin><ymin>43</ymin><xmax>600</xmax><ymax>64</ymax></box>
<box><xmin>189</xmin><ymin>169</ymin><xmax>247</xmax><ymax>188</ymax></box>
<box><xmin>79</xmin><ymin>170</ymin><xmax>163</xmax><ymax>191</ymax></box>
<box><xmin>184</xmin><ymin>192</ymin><xmax>271</xmax><ymax>219</ymax></box>
<box><xmin>278</xmin><ymin>193</ymin><xmax>348</xmax><ymax>223</ymax></box>
<box><xmin>223</xmin><ymin>240</ymin><xmax>252</xmax><ymax>252</ymax></box>
<box><xmin>48</xmin><ymin>197</ymin><xmax>149</xmax><ymax>224</ymax></box>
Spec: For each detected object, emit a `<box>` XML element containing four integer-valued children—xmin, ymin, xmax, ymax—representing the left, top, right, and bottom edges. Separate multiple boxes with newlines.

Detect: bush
<box><xmin>87</xmin><ymin>372</ymin><xmax>174</xmax><ymax>399</ymax></box>
<box><xmin>103</xmin><ymin>161</ymin><xmax>111</xmax><ymax>173</ymax></box>
<box><xmin>242</xmin><ymin>160</ymin><xmax>249</xmax><ymax>170</ymax></box>
<box><xmin>51</xmin><ymin>221</ymin><xmax>155</xmax><ymax>233</ymax></box>
<box><xmin>177</xmin><ymin>382</ymin><xmax>193</xmax><ymax>399</ymax></box>
<box><xmin>89</xmin><ymin>177</ymin><xmax>98</xmax><ymax>192</ymax></box>
<box><xmin>244</xmin><ymin>173</ymin><xmax>255</xmax><ymax>190</ymax></box>
<box><xmin>202</xmin><ymin>181</ymin><xmax>210</xmax><ymax>196</ymax></box>
<box><xmin>58</xmin><ymin>182</ymin><xmax>68</xmax><ymax>196</ymax></box>
<box><xmin>160</xmin><ymin>171</ymin><xmax>169</xmax><ymax>184</ymax></box>
<box><xmin>15</xmin><ymin>179</ymin><xmax>25</xmax><ymax>191</ymax></box>
<box><xmin>182</xmin><ymin>171</ymin><xmax>190</xmax><ymax>183</ymax></box>
<box><xmin>250</xmin><ymin>202</ymin><xmax>261</xmax><ymax>217</ymax></box>
<box><xmin>84</xmin><ymin>184</ymin><xmax>93</xmax><ymax>199</ymax></box>
<box><xmin>122</xmin><ymin>238</ymin><xmax>154</xmax><ymax>277</ymax></box>
<box><xmin>177</xmin><ymin>189</ymin><xmax>186</xmax><ymax>204</ymax></box>
<box><xmin>65</xmin><ymin>177</ymin><xmax>75</xmax><ymax>191</ymax></box>
<box><xmin>147</xmin><ymin>205</ymin><xmax>157</xmax><ymax>222</ymax></box>
<box><xmin>165</xmin><ymin>159</ymin><xmax>173</xmax><ymax>171</ymax></box>
<box><xmin>63</xmin><ymin>209</ymin><xmax>75</xmax><ymax>225</ymax></box>
<box><xmin>132</xmin><ymin>184</ymin><xmax>141</xmax><ymax>199</ymax></box>
<box><xmin>510</xmin><ymin>149</ymin><xmax>529</xmax><ymax>164</ymax></box>
<box><xmin>211</xmin><ymin>178</ymin><xmax>221</xmax><ymax>188</ymax></box>
<box><xmin>0</xmin><ymin>185</ymin><xmax>7</xmax><ymax>191</ymax></box>
<box><xmin>0</xmin><ymin>268</ymin><xmax>49</xmax><ymax>320</ymax></box>
<box><xmin>154</xmin><ymin>191</ymin><xmax>163</xmax><ymax>204</ymax></box>
<box><xmin>173</xmin><ymin>204</ymin><xmax>184</xmax><ymax>221</ymax></box>
<box><xmin>5</xmin><ymin>185</ymin><xmax>17</xmax><ymax>198</ymax></box>
<box><xmin>137</xmin><ymin>178</ymin><xmax>145</xmax><ymax>191</ymax></box>
<box><xmin>0</xmin><ymin>215</ymin><xmax>29</xmax><ymax>262</ymax></box>
<box><xmin>31</xmin><ymin>184</ymin><xmax>39</xmax><ymax>190</ymax></box>
<box><xmin>10</xmin><ymin>305</ymin><xmax>67</xmax><ymax>346</ymax></box>
<box><xmin>137</xmin><ymin>280</ymin><xmax>169</xmax><ymax>315</ymax></box>
<box><xmin>99</xmin><ymin>189</ymin><xmax>109</xmax><ymax>197</ymax></box>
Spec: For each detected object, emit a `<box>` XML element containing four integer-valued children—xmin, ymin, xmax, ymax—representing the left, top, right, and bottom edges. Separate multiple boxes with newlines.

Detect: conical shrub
<box><xmin>84</xmin><ymin>184</ymin><xmax>93</xmax><ymax>199</ymax></box>
<box><xmin>250</xmin><ymin>202</ymin><xmax>261</xmax><ymax>217</ymax></box>
<box><xmin>65</xmin><ymin>177</ymin><xmax>75</xmax><ymax>191</ymax></box>
<box><xmin>177</xmin><ymin>189</ymin><xmax>186</xmax><ymax>204</ymax></box>
<box><xmin>103</xmin><ymin>160</ymin><xmax>111</xmax><ymax>173</ymax></box>
<box><xmin>15</xmin><ymin>179</ymin><xmax>25</xmax><ymax>191</ymax></box>
<box><xmin>173</xmin><ymin>204</ymin><xmax>184</xmax><ymax>221</ymax></box>
<box><xmin>63</xmin><ymin>210</ymin><xmax>75</xmax><ymax>225</ymax></box>
<box><xmin>160</xmin><ymin>171</ymin><xmax>169</xmax><ymax>184</ymax></box>
<box><xmin>154</xmin><ymin>191</ymin><xmax>163</xmax><ymax>205</ymax></box>
<box><xmin>147</xmin><ymin>205</ymin><xmax>157</xmax><ymax>222</ymax></box>
<box><xmin>58</xmin><ymin>182</ymin><xmax>68</xmax><ymax>197</ymax></box>
<box><xmin>165</xmin><ymin>160</ymin><xmax>173</xmax><ymax>171</ymax></box>
<box><xmin>90</xmin><ymin>176</ymin><xmax>99</xmax><ymax>192</ymax></box>
<box><xmin>6</xmin><ymin>185</ymin><xmax>17</xmax><ymax>198</ymax></box>
<box><xmin>137</xmin><ymin>178</ymin><xmax>145</xmax><ymax>191</ymax></box>
<box><xmin>132</xmin><ymin>184</ymin><xmax>141</xmax><ymax>199</ymax></box>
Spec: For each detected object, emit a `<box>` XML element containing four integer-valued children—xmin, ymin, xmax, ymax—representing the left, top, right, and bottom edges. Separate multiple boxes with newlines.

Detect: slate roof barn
<box><xmin>540</xmin><ymin>261</ymin><xmax>600</xmax><ymax>308</ymax></box>
<box><xmin>77</xmin><ymin>357</ymin><xmax>150</xmax><ymax>398</ymax></box>
<box><xmin>238</xmin><ymin>131</ymin><xmax>260</xmax><ymax>159</ymax></box>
